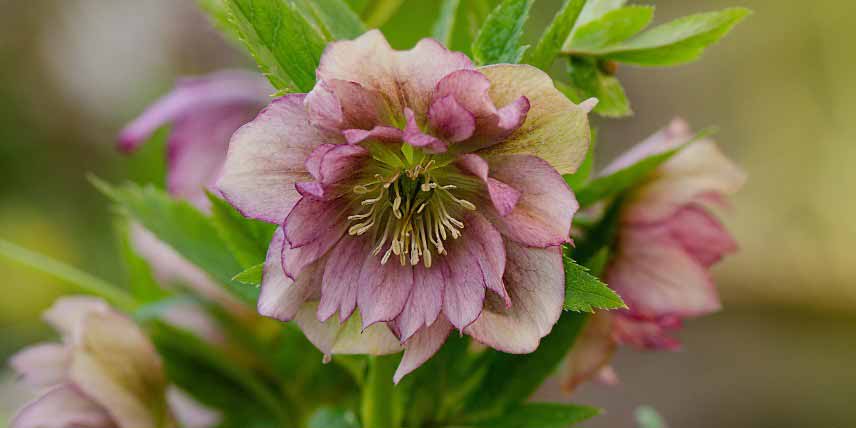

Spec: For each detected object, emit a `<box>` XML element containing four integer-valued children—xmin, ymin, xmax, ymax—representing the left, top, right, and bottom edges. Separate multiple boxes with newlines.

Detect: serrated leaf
<box><xmin>207</xmin><ymin>192</ymin><xmax>276</xmax><ymax>269</ymax></box>
<box><xmin>563</xmin><ymin>256</ymin><xmax>625</xmax><ymax>313</ymax></box>
<box><xmin>472</xmin><ymin>0</ymin><xmax>534</xmax><ymax>65</ymax></box>
<box><xmin>226</xmin><ymin>0</ymin><xmax>326</xmax><ymax>92</ymax></box>
<box><xmin>233</xmin><ymin>263</ymin><xmax>264</xmax><ymax>286</ymax></box>
<box><xmin>473</xmin><ymin>403</ymin><xmax>601</xmax><ymax>428</ymax></box>
<box><xmin>308</xmin><ymin>408</ymin><xmax>361</xmax><ymax>428</ymax></box>
<box><xmin>577</xmin><ymin>8</ymin><xmax>751</xmax><ymax>66</ymax></box>
<box><xmin>576</xmin><ymin>0</ymin><xmax>627</xmax><ymax>27</ymax></box>
<box><xmin>567</xmin><ymin>6</ymin><xmax>655</xmax><ymax>52</ymax></box>
<box><xmin>567</xmin><ymin>56</ymin><xmax>631</xmax><ymax>117</ymax></box>
<box><xmin>524</xmin><ymin>0</ymin><xmax>586</xmax><ymax>69</ymax></box>
<box><xmin>92</xmin><ymin>178</ymin><xmax>258</xmax><ymax>304</ymax></box>
<box><xmin>432</xmin><ymin>0</ymin><xmax>462</xmax><ymax>46</ymax></box>
<box><xmin>292</xmin><ymin>0</ymin><xmax>366</xmax><ymax>40</ymax></box>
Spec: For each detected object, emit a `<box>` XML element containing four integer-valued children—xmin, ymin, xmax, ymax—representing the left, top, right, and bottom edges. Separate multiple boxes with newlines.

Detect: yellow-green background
<box><xmin>1</xmin><ymin>0</ymin><xmax>854</xmax><ymax>426</ymax></box>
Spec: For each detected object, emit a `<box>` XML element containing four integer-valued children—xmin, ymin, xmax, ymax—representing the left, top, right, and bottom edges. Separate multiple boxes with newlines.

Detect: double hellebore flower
<box><xmin>217</xmin><ymin>31</ymin><xmax>592</xmax><ymax>381</ymax></box>
<box><xmin>562</xmin><ymin>119</ymin><xmax>746</xmax><ymax>391</ymax></box>
<box><xmin>9</xmin><ymin>297</ymin><xmax>175</xmax><ymax>428</ymax></box>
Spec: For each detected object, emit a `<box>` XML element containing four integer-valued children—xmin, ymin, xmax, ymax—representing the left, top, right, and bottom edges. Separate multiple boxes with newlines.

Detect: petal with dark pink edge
<box><xmin>258</xmin><ymin>228</ymin><xmax>324</xmax><ymax>321</ymax></box>
<box><xmin>404</xmin><ymin>108</ymin><xmax>448</xmax><ymax>153</ymax></box>
<box><xmin>481</xmin><ymin>155</ymin><xmax>577</xmax><ymax>247</ymax></box>
<box><xmin>217</xmin><ymin>94</ymin><xmax>343</xmax><ymax>224</ymax></box>
<box><xmin>428</xmin><ymin>95</ymin><xmax>476</xmax><ymax>143</ymax></box>
<box><xmin>118</xmin><ymin>70</ymin><xmax>271</xmax><ymax>153</ymax></box>
<box><xmin>68</xmin><ymin>309</ymin><xmax>170</xmax><ymax>428</ymax></box>
<box><xmin>307</xmin><ymin>79</ymin><xmax>394</xmax><ymax>131</ymax></box>
<box><xmin>281</xmin><ymin>200</ymin><xmax>349</xmax><ymax>279</ymax></box>
<box><xmin>624</xmin><ymin>140</ymin><xmax>747</xmax><ymax>224</ymax></box>
<box><xmin>296</xmin><ymin>302</ymin><xmax>402</xmax><ymax>356</ymax></box>
<box><xmin>612</xmin><ymin>314</ymin><xmax>682</xmax><ymax>351</ymax></box>
<box><xmin>393</xmin><ymin>317</ymin><xmax>453</xmax><ymax>383</ymax></box>
<box><xmin>10</xmin><ymin>343</ymin><xmax>68</xmax><ymax>388</ymax></box>
<box><xmin>357</xmin><ymin>256</ymin><xmax>415</xmax><ymax>329</ymax></box>
<box><xmin>560</xmin><ymin>313</ymin><xmax>616</xmax><ymax>393</ymax></box>
<box><xmin>318</xmin><ymin>236</ymin><xmax>372</xmax><ymax>322</ymax></box>
<box><xmin>343</xmin><ymin>126</ymin><xmax>404</xmax><ymax>145</ymax></box>
<box><xmin>667</xmin><ymin>205</ymin><xmax>738</xmax><ymax>267</ymax></box>
<box><xmin>600</xmin><ymin>118</ymin><xmax>691</xmax><ymax>176</ymax></box>
<box><xmin>456</xmin><ymin>154</ymin><xmax>520</xmax><ymax>216</ymax></box>
<box><xmin>11</xmin><ymin>385</ymin><xmax>115</xmax><ymax>428</ymax></box>
<box><xmin>317</xmin><ymin>30</ymin><xmax>473</xmax><ymax>118</ymax></box>
<box><xmin>394</xmin><ymin>261</ymin><xmax>448</xmax><ymax>342</ymax></box>
<box><xmin>465</xmin><ymin>241</ymin><xmax>564</xmax><ymax>353</ymax></box>
<box><xmin>606</xmin><ymin>226</ymin><xmax>721</xmax><ymax>319</ymax></box>
<box><xmin>42</xmin><ymin>296</ymin><xmax>110</xmax><ymax>337</ymax></box>
<box><xmin>477</xmin><ymin>65</ymin><xmax>590</xmax><ymax>175</ymax></box>
<box><xmin>442</xmin><ymin>213</ymin><xmax>507</xmax><ymax>330</ymax></box>
<box><xmin>316</xmin><ymin>144</ymin><xmax>370</xmax><ymax>184</ymax></box>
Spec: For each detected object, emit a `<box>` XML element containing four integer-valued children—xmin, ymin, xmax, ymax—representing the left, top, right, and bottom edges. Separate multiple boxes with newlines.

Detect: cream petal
<box><xmin>258</xmin><ymin>228</ymin><xmax>324</xmax><ymax>321</ymax></box>
<box><xmin>295</xmin><ymin>302</ymin><xmax>403</xmax><ymax>356</ymax></box>
<box><xmin>9</xmin><ymin>343</ymin><xmax>69</xmax><ymax>388</ymax></box>
<box><xmin>42</xmin><ymin>296</ymin><xmax>110</xmax><ymax>337</ymax></box>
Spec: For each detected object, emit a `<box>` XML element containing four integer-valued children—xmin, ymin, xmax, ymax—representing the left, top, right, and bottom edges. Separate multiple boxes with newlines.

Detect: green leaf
<box><xmin>577</xmin><ymin>8</ymin><xmax>751</xmax><ymax>66</ymax></box>
<box><xmin>524</xmin><ymin>0</ymin><xmax>586</xmax><ymax>69</ymax></box>
<box><xmin>576</xmin><ymin>0</ymin><xmax>626</xmax><ymax>26</ymax></box>
<box><xmin>636</xmin><ymin>406</ymin><xmax>667</xmax><ymax>428</ymax></box>
<box><xmin>432</xmin><ymin>0</ymin><xmax>462</xmax><ymax>46</ymax></box>
<box><xmin>471</xmin><ymin>0</ymin><xmax>534</xmax><ymax>65</ymax></box>
<box><xmin>567</xmin><ymin>6</ymin><xmax>654</xmax><ymax>52</ymax></box>
<box><xmin>196</xmin><ymin>0</ymin><xmax>244</xmax><ymax>42</ymax></box>
<box><xmin>563</xmin><ymin>127</ymin><xmax>596</xmax><ymax>190</ymax></box>
<box><xmin>123</xmin><ymin>125</ymin><xmax>168</xmax><ymax>190</ymax></box>
<box><xmin>308</xmin><ymin>408</ymin><xmax>361</xmax><ymax>428</ymax></box>
<box><xmin>361</xmin><ymin>0</ymin><xmax>405</xmax><ymax>27</ymax></box>
<box><xmin>292</xmin><ymin>0</ymin><xmax>366</xmax><ymax>40</ymax></box>
<box><xmin>114</xmin><ymin>218</ymin><xmax>168</xmax><ymax>303</ymax></box>
<box><xmin>232</xmin><ymin>263</ymin><xmax>264</xmax><ymax>286</ymax></box>
<box><xmin>566</xmin><ymin>56</ymin><xmax>631</xmax><ymax>117</ymax></box>
<box><xmin>462</xmin><ymin>312</ymin><xmax>588</xmax><ymax>419</ymax></box>
<box><xmin>563</xmin><ymin>256</ymin><xmax>625</xmax><ymax>313</ymax></box>
<box><xmin>226</xmin><ymin>0</ymin><xmax>326</xmax><ymax>92</ymax></box>
<box><xmin>473</xmin><ymin>403</ymin><xmax>601</xmax><ymax>428</ymax></box>
<box><xmin>207</xmin><ymin>192</ymin><xmax>276</xmax><ymax>269</ymax></box>
<box><xmin>569</xmin><ymin>197</ymin><xmax>623</xmax><ymax>266</ymax></box>
<box><xmin>92</xmin><ymin>178</ymin><xmax>258</xmax><ymax>304</ymax></box>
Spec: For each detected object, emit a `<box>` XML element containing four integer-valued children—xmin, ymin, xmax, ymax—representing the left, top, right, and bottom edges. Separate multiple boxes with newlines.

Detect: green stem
<box><xmin>362</xmin><ymin>355</ymin><xmax>399</xmax><ymax>428</ymax></box>
<box><xmin>0</xmin><ymin>238</ymin><xmax>137</xmax><ymax>312</ymax></box>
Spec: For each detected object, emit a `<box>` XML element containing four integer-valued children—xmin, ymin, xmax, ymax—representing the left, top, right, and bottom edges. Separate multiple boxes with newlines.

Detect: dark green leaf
<box><xmin>226</xmin><ymin>0</ymin><xmax>326</xmax><ymax>91</ymax></box>
<box><xmin>474</xmin><ymin>403</ymin><xmax>601</xmax><ymax>428</ymax></box>
<box><xmin>462</xmin><ymin>312</ymin><xmax>588</xmax><ymax>419</ymax></box>
<box><xmin>471</xmin><ymin>0</ymin><xmax>534</xmax><ymax>65</ymax></box>
<box><xmin>292</xmin><ymin>0</ymin><xmax>366</xmax><ymax>40</ymax></box>
<box><xmin>432</xmin><ymin>0</ymin><xmax>462</xmax><ymax>46</ymax></box>
<box><xmin>567</xmin><ymin>56</ymin><xmax>631</xmax><ymax>117</ymax></box>
<box><xmin>207</xmin><ymin>192</ymin><xmax>276</xmax><ymax>269</ymax></box>
<box><xmin>308</xmin><ymin>408</ymin><xmax>361</xmax><ymax>428</ymax></box>
<box><xmin>232</xmin><ymin>263</ymin><xmax>264</xmax><ymax>286</ymax></box>
<box><xmin>636</xmin><ymin>406</ymin><xmax>667</xmax><ymax>428</ymax></box>
<box><xmin>567</xmin><ymin>6</ymin><xmax>654</xmax><ymax>52</ymax></box>
<box><xmin>524</xmin><ymin>0</ymin><xmax>586</xmax><ymax>69</ymax></box>
<box><xmin>563</xmin><ymin>256</ymin><xmax>625</xmax><ymax>313</ymax></box>
<box><xmin>92</xmin><ymin>178</ymin><xmax>258</xmax><ymax>304</ymax></box>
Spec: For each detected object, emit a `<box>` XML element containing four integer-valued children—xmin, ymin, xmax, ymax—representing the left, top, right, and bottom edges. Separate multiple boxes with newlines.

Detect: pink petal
<box><xmin>295</xmin><ymin>302</ymin><xmax>402</xmax><ymax>356</ymax></box>
<box><xmin>456</xmin><ymin>153</ymin><xmax>521</xmax><ymax>216</ymax></box>
<box><xmin>560</xmin><ymin>313</ymin><xmax>616</xmax><ymax>393</ymax></box>
<box><xmin>317</xmin><ymin>30</ymin><xmax>473</xmax><ymax>118</ymax></box>
<box><xmin>394</xmin><ymin>262</ymin><xmax>447</xmax><ymax>342</ymax></box>
<box><xmin>306</xmin><ymin>79</ymin><xmax>394</xmax><ymax>131</ymax></box>
<box><xmin>318</xmin><ymin>236</ymin><xmax>372</xmax><ymax>322</ymax></box>
<box><xmin>600</xmin><ymin>118</ymin><xmax>691</xmax><ymax>176</ymax></box>
<box><xmin>257</xmin><ymin>228</ymin><xmax>324</xmax><ymax>321</ymax></box>
<box><xmin>342</xmin><ymin>126</ymin><xmax>404</xmax><ymax>145</ymax></box>
<box><xmin>357</xmin><ymin>256</ymin><xmax>415</xmax><ymax>329</ymax></box>
<box><xmin>316</xmin><ymin>144</ymin><xmax>370</xmax><ymax>184</ymax></box>
<box><xmin>480</xmin><ymin>155</ymin><xmax>577</xmax><ymax>247</ymax></box>
<box><xmin>283</xmin><ymin>196</ymin><xmax>349</xmax><ymax>248</ymax></box>
<box><xmin>666</xmin><ymin>205</ymin><xmax>738</xmax><ymax>267</ymax></box>
<box><xmin>465</xmin><ymin>241</ymin><xmax>564</xmax><ymax>353</ymax></box>
<box><xmin>403</xmin><ymin>108</ymin><xmax>448</xmax><ymax>153</ymax></box>
<box><xmin>612</xmin><ymin>314</ymin><xmax>683</xmax><ymax>351</ymax></box>
<box><xmin>11</xmin><ymin>385</ymin><xmax>115</xmax><ymax>428</ymax></box>
<box><xmin>42</xmin><ymin>296</ymin><xmax>110</xmax><ymax>337</ymax></box>
<box><xmin>393</xmin><ymin>318</ymin><xmax>453</xmax><ymax>383</ymax></box>
<box><xmin>167</xmin><ymin>388</ymin><xmax>220</xmax><ymax>428</ymax></box>
<box><xmin>217</xmin><ymin>94</ymin><xmax>343</xmax><ymax>223</ymax></box>
<box><xmin>428</xmin><ymin>95</ymin><xmax>476</xmax><ymax>143</ymax></box>
<box><xmin>10</xmin><ymin>343</ymin><xmax>68</xmax><ymax>388</ymax></box>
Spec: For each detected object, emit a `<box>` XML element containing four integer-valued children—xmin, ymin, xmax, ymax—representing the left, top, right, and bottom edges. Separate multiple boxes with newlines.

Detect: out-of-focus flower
<box><xmin>9</xmin><ymin>297</ymin><xmax>177</xmax><ymax>428</ymax></box>
<box><xmin>562</xmin><ymin>119</ymin><xmax>746</xmax><ymax>391</ymax></box>
<box><xmin>118</xmin><ymin>70</ymin><xmax>271</xmax><ymax>315</ymax></box>
<box><xmin>217</xmin><ymin>30</ymin><xmax>592</xmax><ymax>382</ymax></box>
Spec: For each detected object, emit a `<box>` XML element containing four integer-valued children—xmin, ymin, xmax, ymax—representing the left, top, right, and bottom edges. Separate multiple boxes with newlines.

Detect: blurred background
<box><xmin>0</xmin><ymin>0</ymin><xmax>853</xmax><ymax>426</ymax></box>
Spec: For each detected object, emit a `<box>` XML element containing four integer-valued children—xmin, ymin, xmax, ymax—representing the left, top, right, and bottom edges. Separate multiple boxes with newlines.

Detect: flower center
<box><xmin>346</xmin><ymin>157</ymin><xmax>477</xmax><ymax>268</ymax></box>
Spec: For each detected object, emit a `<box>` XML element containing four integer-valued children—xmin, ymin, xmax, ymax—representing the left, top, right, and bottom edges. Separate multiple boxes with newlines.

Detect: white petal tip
<box><xmin>580</xmin><ymin>98</ymin><xmax>599</xmax><ymax>113</ymax></box>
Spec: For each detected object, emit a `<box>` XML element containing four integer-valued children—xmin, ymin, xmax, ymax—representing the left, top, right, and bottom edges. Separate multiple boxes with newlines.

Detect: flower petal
<box><xmin>600</xmin><ymin>118</ymin><xmax>691</xmax><ymax>176</ymax></box>
<box><xmin>393</xmin><ymin>317</ymin><xmax>453</xmax><ymax>383</ymax></box>
<box><xmin>394</xmin><ymin>261</ymin><xmax>448</xmax><ymax>342</ymax></box>
<box><xmin>357</xmin><ymin>256</ymin><xmax>415</xmax><ymax>329</ymax></box>
<box><xmin>42</xmin><ymin>296</ymin><xmax>110</xmax><ymax>337</ymax></box>
<box><xmin>217</xmin><ymin>94</ymin><xmax>343</xmax><ymax>223</ymax></box>
<box><xmin>465</xmin><ymin>241</ymin><xmax>564</xmax><ymax>353</ymax></box>
<box><xmin>480</xmin><ymin>155</ymin><xmax>577</xmax><ymax>247</ymax></box>
<box><xmin>11</xmin><ymin>385</ymin><xmax>115</xmax><ymax>428</ymax></box>
<box><xmin>560</xmin><ymin>312</ymin><xmax>616</xmax><ymax>393</ymax></box>
<box><xmin>306</xmin><ymin>79</ymin><xmax>394</xmax><ymax>131</ymax></box>
<box><xmin>281</xmin><ymin>200</ymin><xmax>349</xmax><ymax>280</ymax></box>
<box><xmin>295</xmin><ymin>302</ymin><xmax>402</xmax><ymax>356</ymax></box>
<box><xmin>167</xmin><ymin>387</ymin><xmax>221</xmax><ymax>428</ymax></box>
<box><xmin>477</xmin><ymin>64</ymin><xmax>590</xmax><ymax>175</ymax></box>
<box><xmin>456</xmin><ymin>153</ymin><xmax>521</xmax><ymax>216</ymax></box>
<box><xmin>612</xmin><ymin>314</ymin><xmax>683</xmax><ymax>350</ymax></box>
<box><xmin>403</xmin><ymin>108</ymin><xmax>448</xmax><ymax>153</ymax></box>
<box><xmin>667</xmin><ymin>205</ymin><xmax>738</xmax><ymax>267</ymax></box>
<box><xmin>428</xmin><ymin>95</ymin><xmax>476</xmax><ymax>143</ymax></box>
<box><xmin>9</xmin><ymin>343</ymin><xmax>68</xmax><ymax>388</ymax></box>
<box><xmin>258</xmin><ymin>228</ymin><xmax>324</xmax><ymax>321</ymax></box>
<box><xmin>343</xmin><ymin>126</ymin><xmax>404</xmax><ymax>145</ymax></box>
<box><xmin>318</xmin><ymin>236</ymin><xmax>372</xmax><ymax>322</ymax></box>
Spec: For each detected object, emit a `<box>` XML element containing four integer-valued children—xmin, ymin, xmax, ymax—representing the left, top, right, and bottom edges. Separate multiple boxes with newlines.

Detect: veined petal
<box><xmin>357</xmin><ymin>256</ymin><xmax>415</xmax><ymax>328</ymax></box>
<box><xmin>428</xmin><ymin>95</ymin><xmax>476</xmax><ymax>143</ymax></box>
<box><xmin>393</xmin><ymin>318</ymin><xmax>453</xmax><ymax>383</ymax></box>
<box><xmin>456</xmin><ymin>153</ymin><xmax>521</xmax><ymax>216</ymax></box>
<box><xmin>404</xmin><ymin>108</ymin><xmax>448</xmax><ymax>153</ymax></box>
<box><xmin>465</xmin><ymin>241</ymin><xmax>564</xmax><ymax>353</ymax></box>
<box><xmin>319</xmin><ymin>236</ymin><xmax>371</xmax><ymax>322</ymax></box>
<box><xmin>11</xmin><ymin>385</ymin><xmax>116</xmax><ymax>428</ymax></box>
<box><xmin>307</xmin><ymin>79</ymin><xmax>394</xmax><ymax>131</ymax></box>
<box><xmin>394</xmin><ymin>262</ymin><xmax>447</xmax><ymax>342</ymax></box>
<box><xmin>477</xmin><ymin>64</ymin><xmax>590</xmax><ymax>175</ymax></box>
<box><xmin>9</xmin><ymin>343</ymin><xmax>68</xmax><ymax>388</ymax></box>
<box><xmin>217</xmin><ymin>94</ymin><xmax>343</xmax><ymax>223</ymax></box>
<box><xmin>295</xmin><ymin>302</ymin><xmax>402</xmax><ymax>356</ymax></box>
<box><xmin>258</xmin><ymin>228</ymin><xmax>324</xmax><ymax>321</ymax></box>
<box><xmin>343</xmin><ymin>126</ymin><xmax>404</xmax><ymax>145</ymax></box>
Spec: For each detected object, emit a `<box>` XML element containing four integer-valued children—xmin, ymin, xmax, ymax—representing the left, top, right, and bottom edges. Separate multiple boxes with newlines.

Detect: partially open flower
<box><xmin>9</xmin><ymin>297</ymin><xmax>175</xmax><ymax>428</ymax></box>
<box><xmin>217</xmin><ymin>30</ymin><xmax>591</xmax><ymax>381</ymax></box>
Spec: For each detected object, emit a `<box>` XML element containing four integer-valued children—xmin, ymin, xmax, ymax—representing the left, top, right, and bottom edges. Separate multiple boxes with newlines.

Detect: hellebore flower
<box><xmin>561</xmin><ymin>119</ymin><xmax>745</xmax><ymax>391</ymax></box>
<box><xmin>217</xmin><ymin>30</ymin><xmax>592</xmax><ymax>382</ymax></box>
<box><xmin>9</xmin><ymin>297</ymin><xmax>176</xmax><ymax>428</ymax></box>
<box><xmin>118</xmin><ymin>70</ymin><xmax>271</xmax><ymax>315</ymax></box>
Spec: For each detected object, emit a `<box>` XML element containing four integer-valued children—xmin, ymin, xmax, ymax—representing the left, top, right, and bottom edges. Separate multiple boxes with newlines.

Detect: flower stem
<box><xmin>362</xmin><ymin>355</ymin><xmax>399</xmax><ymax>428</ymax></box>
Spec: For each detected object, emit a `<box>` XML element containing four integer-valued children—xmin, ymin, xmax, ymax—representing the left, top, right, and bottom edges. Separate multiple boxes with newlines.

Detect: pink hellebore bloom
<box><xmin>217</xmin><ymin>30</ymin><xmax>592</xmax><ymax>382</ymax></box>
<box><xmin>9</xmin><ymin>297</ymin><xmax>176</xmax><ymax>428</ymax></box>
<box><xmin>561</xmin><ymin>119</ymin><xmax>746</xmax><ymax>392</ymax></box>
<box><xmin>118</xmin><ymin>70</ymin><xmax>271</xmax><ymax>316</ymax></box>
